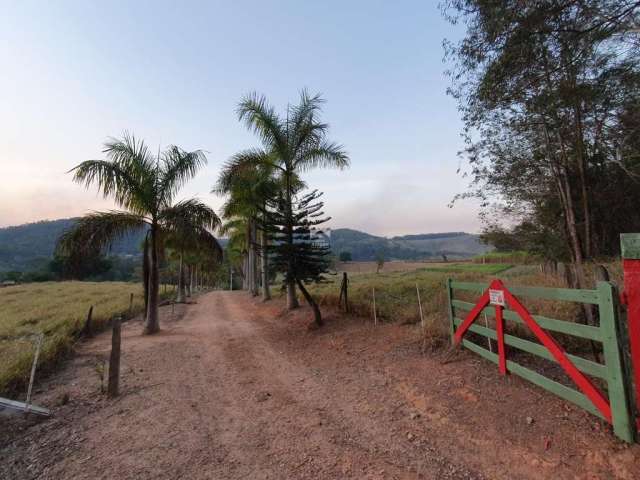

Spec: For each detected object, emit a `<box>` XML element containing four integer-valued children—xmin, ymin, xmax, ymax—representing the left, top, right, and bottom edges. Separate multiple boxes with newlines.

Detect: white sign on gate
<box><xmin>489</xmin><ymin>289</ymin><xmax>505</xmax><ymax>306</ymax></box>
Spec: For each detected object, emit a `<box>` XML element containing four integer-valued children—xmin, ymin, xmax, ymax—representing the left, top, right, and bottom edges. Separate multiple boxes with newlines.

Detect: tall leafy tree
<box><xmin>235</xmin><ymin>90</ymin><xmax>349</xmax><ymax>309</ymax></box>
<box><xmin>443</xmin><ymin>0</ymin><xmax>640</xmax><ymax>290</ymax></box>
<box><xmin>57</xmin><ymin>133</ymin><xmax>221</xmax><ymax>333</ymax></box>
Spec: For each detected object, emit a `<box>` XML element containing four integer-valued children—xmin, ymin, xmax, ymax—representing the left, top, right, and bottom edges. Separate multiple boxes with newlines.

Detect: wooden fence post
<box><xmin>107</xmin><ymin>317</ymin><xmax>121</xmax><ymax>398</ymax></box>
<box><xmin>339</xmin><ymin>272</ymin><xmax>349</xmax><ymax>313</ymax></box>
<box><xmin>344</xmin><ymin>272</ymin><xmax>349</xmax><ymax>313</ymax></box>
<box><xmin>446</xmin><ymin>278</ymin><xmax>455</xmax><ymax>341</ymax></box>
<box><xmin>129</xmin><ymin>293</ymin><xmax>134</xmax><ymax>317</ymax></box>
<box><xmin>416</xmin><ymin>283</ymin><xmax>424</xmax><ymax>329</ymax></box>
<box><xmin>82</xmin><ymin>305</ymin><xmax>94</xmax><ymax>337</ymax></box>
<box><xmin>372</xmin><ymin>287</ymin><xmax>377</xmax><ymax>326</ymax></box>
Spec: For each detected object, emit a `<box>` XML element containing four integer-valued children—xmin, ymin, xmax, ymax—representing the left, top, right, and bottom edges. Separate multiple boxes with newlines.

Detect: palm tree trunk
<box><xmin>285</xmin><ymin>170</ymin><xmax>299</xmax><ymax>309</ymax></box>
<box><xmin>242</xmin><ymin>254</ymin><xmax>248</xmax><ymax>290</ymax></box>
<box><xmin>144</xmin><ymin>222</ymin><xmax>160</xmax><ymax>334</ymax></box>
<box><xmin>248</xmin><ymin>244</ymin><xmax>254</xmax><ymax>294</ymax></box>
<box><xmin>296</xmin><ymin>278</ymin><xmax>322</xmax><ymax>327</ymax></box>
<box><xmin>250</xmin><ymin>219</ymin><xmax>259</xmax><ymax>296</ymax></box>
<box><xmin>176</xmin><ymin>252</ymin><xmax>186</xmax><ymax>303</ymax></box>
<box><xmin>261</xmin><ymin>228</ymin><xmax>271</xmax><ymax>301</ymax></box>
<box><xmin>143</xmin><ymin>233</ymin><xmax>150</xmax><ymax>319</ymax></box>
<box><xmin>186</xmin><ymin>264</ymin><xmax>192</xmax><ymax>297</ymax></box>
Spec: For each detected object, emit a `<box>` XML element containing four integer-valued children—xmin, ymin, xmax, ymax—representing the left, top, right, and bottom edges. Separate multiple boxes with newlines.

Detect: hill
<box><xmin>329</xmin><ymin>228</ymin><xmax>491</xmax><ymax>261</ymax></box>
<box><xmin>0</xmin><ymin>218</ymin><xmax>491</xmax><ymax>273</ymax></box>
<box><xmin>0</xmin><ymin>219</ymin><xmax>145</xmax><ymax>273</ymax></box>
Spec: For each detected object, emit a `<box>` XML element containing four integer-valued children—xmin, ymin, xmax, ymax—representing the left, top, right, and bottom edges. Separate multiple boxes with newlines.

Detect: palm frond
<box><xmin>70</xmin><ymin>160</ymin><xmax>149</xmax><ymax>213</ymax></box>
<box><xmin>190</xmin><ymin>227</ymin><xmax>224</xmax><ymax>263</ymax></box>
<box><xmin>103</xmin><ymin>131</ymin><xmax>155</xmax><ymax>174</ymax></box>
<box><xmin>57</xmin><ymin>211</ymin><xmax>147</xmax><ymax>256</ymax></box>
<box><xmin>160</xmin><ymin>146</ymin><xmax>208</xmax><ymax>204</ymax></box>
<box><xmin>237</xmin><ymin>92</ymin><xmax>287</xmax><ymax>155</ymax></box>
<box><xmin>219</xmin><ymin>217</ymin><xmax>247</xmax><ymax>236</ymax></box>
<box><xmin>160</xmin><ymin>199</ymin><xmax>222</xmax><ymax>232</ymax></box>
<box><xmin>290</xmin><ymin>89</ymin><xmax>325</xmax><ymax>140</ymax></box>
<box><xmin>295</xmin><ymin>140</ymin><xmax>349</xmax><ymax>171</ymax></box>
<box><xmin>213</xmin><ymin>148</ymin><xmax>274</xmax><ymax>195</ymax></box>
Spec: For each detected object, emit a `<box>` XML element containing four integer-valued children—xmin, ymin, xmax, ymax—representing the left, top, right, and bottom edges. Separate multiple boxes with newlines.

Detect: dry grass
<box><xmin>312</xmin><ymin>268</ymin><xmax>489</xmax><ymax>343</ymax></box>
<box><xmin>337</xmin><ymin>260</ymin><xmax>465</xmax><ymax>274</ymax></box>
<box><xmin>310</xmin><ymin>263</ymin><xmax>616</xmax><ymax>351</ymax></box>
<box><xmin>0</xmin><ymin>281</ymin><xmax>166</xmax><ymax>396</ymax></box>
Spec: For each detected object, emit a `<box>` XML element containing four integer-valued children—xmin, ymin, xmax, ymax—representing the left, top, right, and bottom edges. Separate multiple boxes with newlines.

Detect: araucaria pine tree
<box><xmin>262</xmin><ymin>189</ymin><xmax>332</xmax><ymax>326</ymax></box>
<box><xmin>235</xmin><ymin>90</ymin><xmax>349</xmax><ymax>308</ymax></box>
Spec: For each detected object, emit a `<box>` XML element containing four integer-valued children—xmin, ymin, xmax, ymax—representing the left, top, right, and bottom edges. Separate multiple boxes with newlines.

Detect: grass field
<box><xmin>310</xmin><ymin>263</ymin><xmax>581</xmax><ymax>346</ymax></box>
<box><xmin>420</xmin><ymin>263</ymin><xmax>513</xmax><ymax>274</ymax></box>
<box><xmin>0</xmin><ymin>282</ymin><xmax>150</xmax><ymax>396</ymax></box>
<box><xmin>335</xmin><ymin>260</ymin><xmax>511</xmax><ymax>275</ymax></box>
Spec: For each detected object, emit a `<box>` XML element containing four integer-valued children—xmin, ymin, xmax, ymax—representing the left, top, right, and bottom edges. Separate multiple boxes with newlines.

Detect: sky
<box><xmin>0</xmin><ymin>0</ymin><xmax>482</xmax><ymax>237</ymax></box>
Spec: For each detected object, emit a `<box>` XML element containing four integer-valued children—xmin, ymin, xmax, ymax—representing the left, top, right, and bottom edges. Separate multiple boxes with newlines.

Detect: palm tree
<box><xmin>214</xmin><ymin>156</ymin><xmax>279</xmax><ymax>300</ymax></box>
<box><xmin>57</xmin><ymin>133</ymin><xmax>221</xmax><ymax>334</ymax></box>
<box><xmin>235</xmin><ymin>90</ymin><xmax>349</xmax><ymax>308</ymax></box>
<box><xmin>165</xmin><ymin>214</ymin><xmax>223</xmax><ymax>303</ymax></box>
<box><xmin>220</xmin><ymin>218</ymin><xmax>248</xmax><ymax>289</ymax></box>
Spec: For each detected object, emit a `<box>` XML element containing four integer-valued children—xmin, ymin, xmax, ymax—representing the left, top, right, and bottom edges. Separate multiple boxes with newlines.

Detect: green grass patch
<box><xmin>421</xmin><ymin>263</ymin><xmax>513</xmax><ymax>274</ymax></box>
<box><xmin>473</xmin><ymin>251</ymin><xmax>541</xmax><ymax>265</ymax></box>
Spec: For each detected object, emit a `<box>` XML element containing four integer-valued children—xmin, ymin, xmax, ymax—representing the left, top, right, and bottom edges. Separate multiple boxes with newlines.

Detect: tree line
<box><xmin>57</xmin><ymin>90</ymin><xmax>348</xmax><ymax>333</ymax></box>
<box><xmin>443</xmin><ymin>0</ymin><xmax>640</xmax><ymax>288</ymax></box>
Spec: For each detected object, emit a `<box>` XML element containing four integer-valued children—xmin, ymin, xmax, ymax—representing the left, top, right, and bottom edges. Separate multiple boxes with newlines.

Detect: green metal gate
<box><xmin>446</xmin><ymin>278</ymin><xmax>635</xmax><ymax>443</ymax></box>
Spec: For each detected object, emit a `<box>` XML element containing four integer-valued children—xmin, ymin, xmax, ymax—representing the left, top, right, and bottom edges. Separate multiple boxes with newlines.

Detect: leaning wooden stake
<box><xmin>372</xmin><ymin>287</ymin><xmax>377</xmax><ymax>326</ymax></box>
<box><xmin>82</xmin><ymin>305</ymin><xmax>94</xmax><ymax>337</ymax></box>
<box><xmin>416</xmin><ymin>283</ymin><xmax>424</xmax><ymax>329</ymax></box>
<box><xmin>129</xmin><ymin>292</ymin><xmax>134</xmax><ymax>317</ymax></box>
<box><xmin>25</xmin><ymin>333</ymin><xmax>44</xmax><ymax>413</ymax></box>
<box><xmin>107</xmin><ymin>317</ymin><xmax>121</xmax><ymax>397</ymax></box>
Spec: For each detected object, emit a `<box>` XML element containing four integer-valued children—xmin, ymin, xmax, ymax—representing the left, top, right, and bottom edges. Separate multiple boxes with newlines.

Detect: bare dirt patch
<box><xmin>1</xmin><ymin>291</ymin><xmax>638</xmax><ymax>479</ymax></box>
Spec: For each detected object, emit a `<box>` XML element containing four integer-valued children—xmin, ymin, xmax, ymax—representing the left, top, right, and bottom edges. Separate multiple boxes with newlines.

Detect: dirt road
<box><xmin>2</xmin><ymin>291</ymin><xmax>639</xmax><ymax>479</ymax></box>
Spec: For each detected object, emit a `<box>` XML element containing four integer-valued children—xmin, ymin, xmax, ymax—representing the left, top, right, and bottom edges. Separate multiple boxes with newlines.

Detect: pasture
<box><xmin>0</xmin><ymin>281</ymin><xmax>147</xmax><ymax>395</ymax></box>
<box><xmin>311</xmin><ymin>263</ymin><xmax>581</xmax><ymax>344</ymax></box>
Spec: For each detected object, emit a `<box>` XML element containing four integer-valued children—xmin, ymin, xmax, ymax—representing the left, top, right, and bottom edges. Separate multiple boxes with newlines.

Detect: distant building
<box><xmin>311</xmin><ymin>228</ymin><xmax>332</xmax><ymax>249</ymax></box>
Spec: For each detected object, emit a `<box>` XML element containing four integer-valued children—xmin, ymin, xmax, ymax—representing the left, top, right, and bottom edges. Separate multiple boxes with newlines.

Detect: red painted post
<box><xmin>495</xmin><ymin>304</ymin><xmax>507</xmax><ymax>375</ymax></box>
<box><xmin>620</xmin><ymin>234</ymin><xmax>640</xmax><ymax>431</ymax></box>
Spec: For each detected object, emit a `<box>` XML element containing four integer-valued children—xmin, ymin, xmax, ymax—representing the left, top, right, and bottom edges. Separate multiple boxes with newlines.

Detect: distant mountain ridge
<box><xmin>0</xmin><ymin>218</ymin><xmax>491</xmax><ymax>272</ymax></box>
<box><xmin>329</xmin><ymin>228</ymin><xmax>491</xmax><ymax>261</ymax></box>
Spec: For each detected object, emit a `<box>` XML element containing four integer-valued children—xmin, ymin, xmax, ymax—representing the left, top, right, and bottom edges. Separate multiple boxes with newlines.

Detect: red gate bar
<box><xmin>620</xmin><ymin>234</ymin><xmax>640</xmax><ymax>431</ymax></box>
